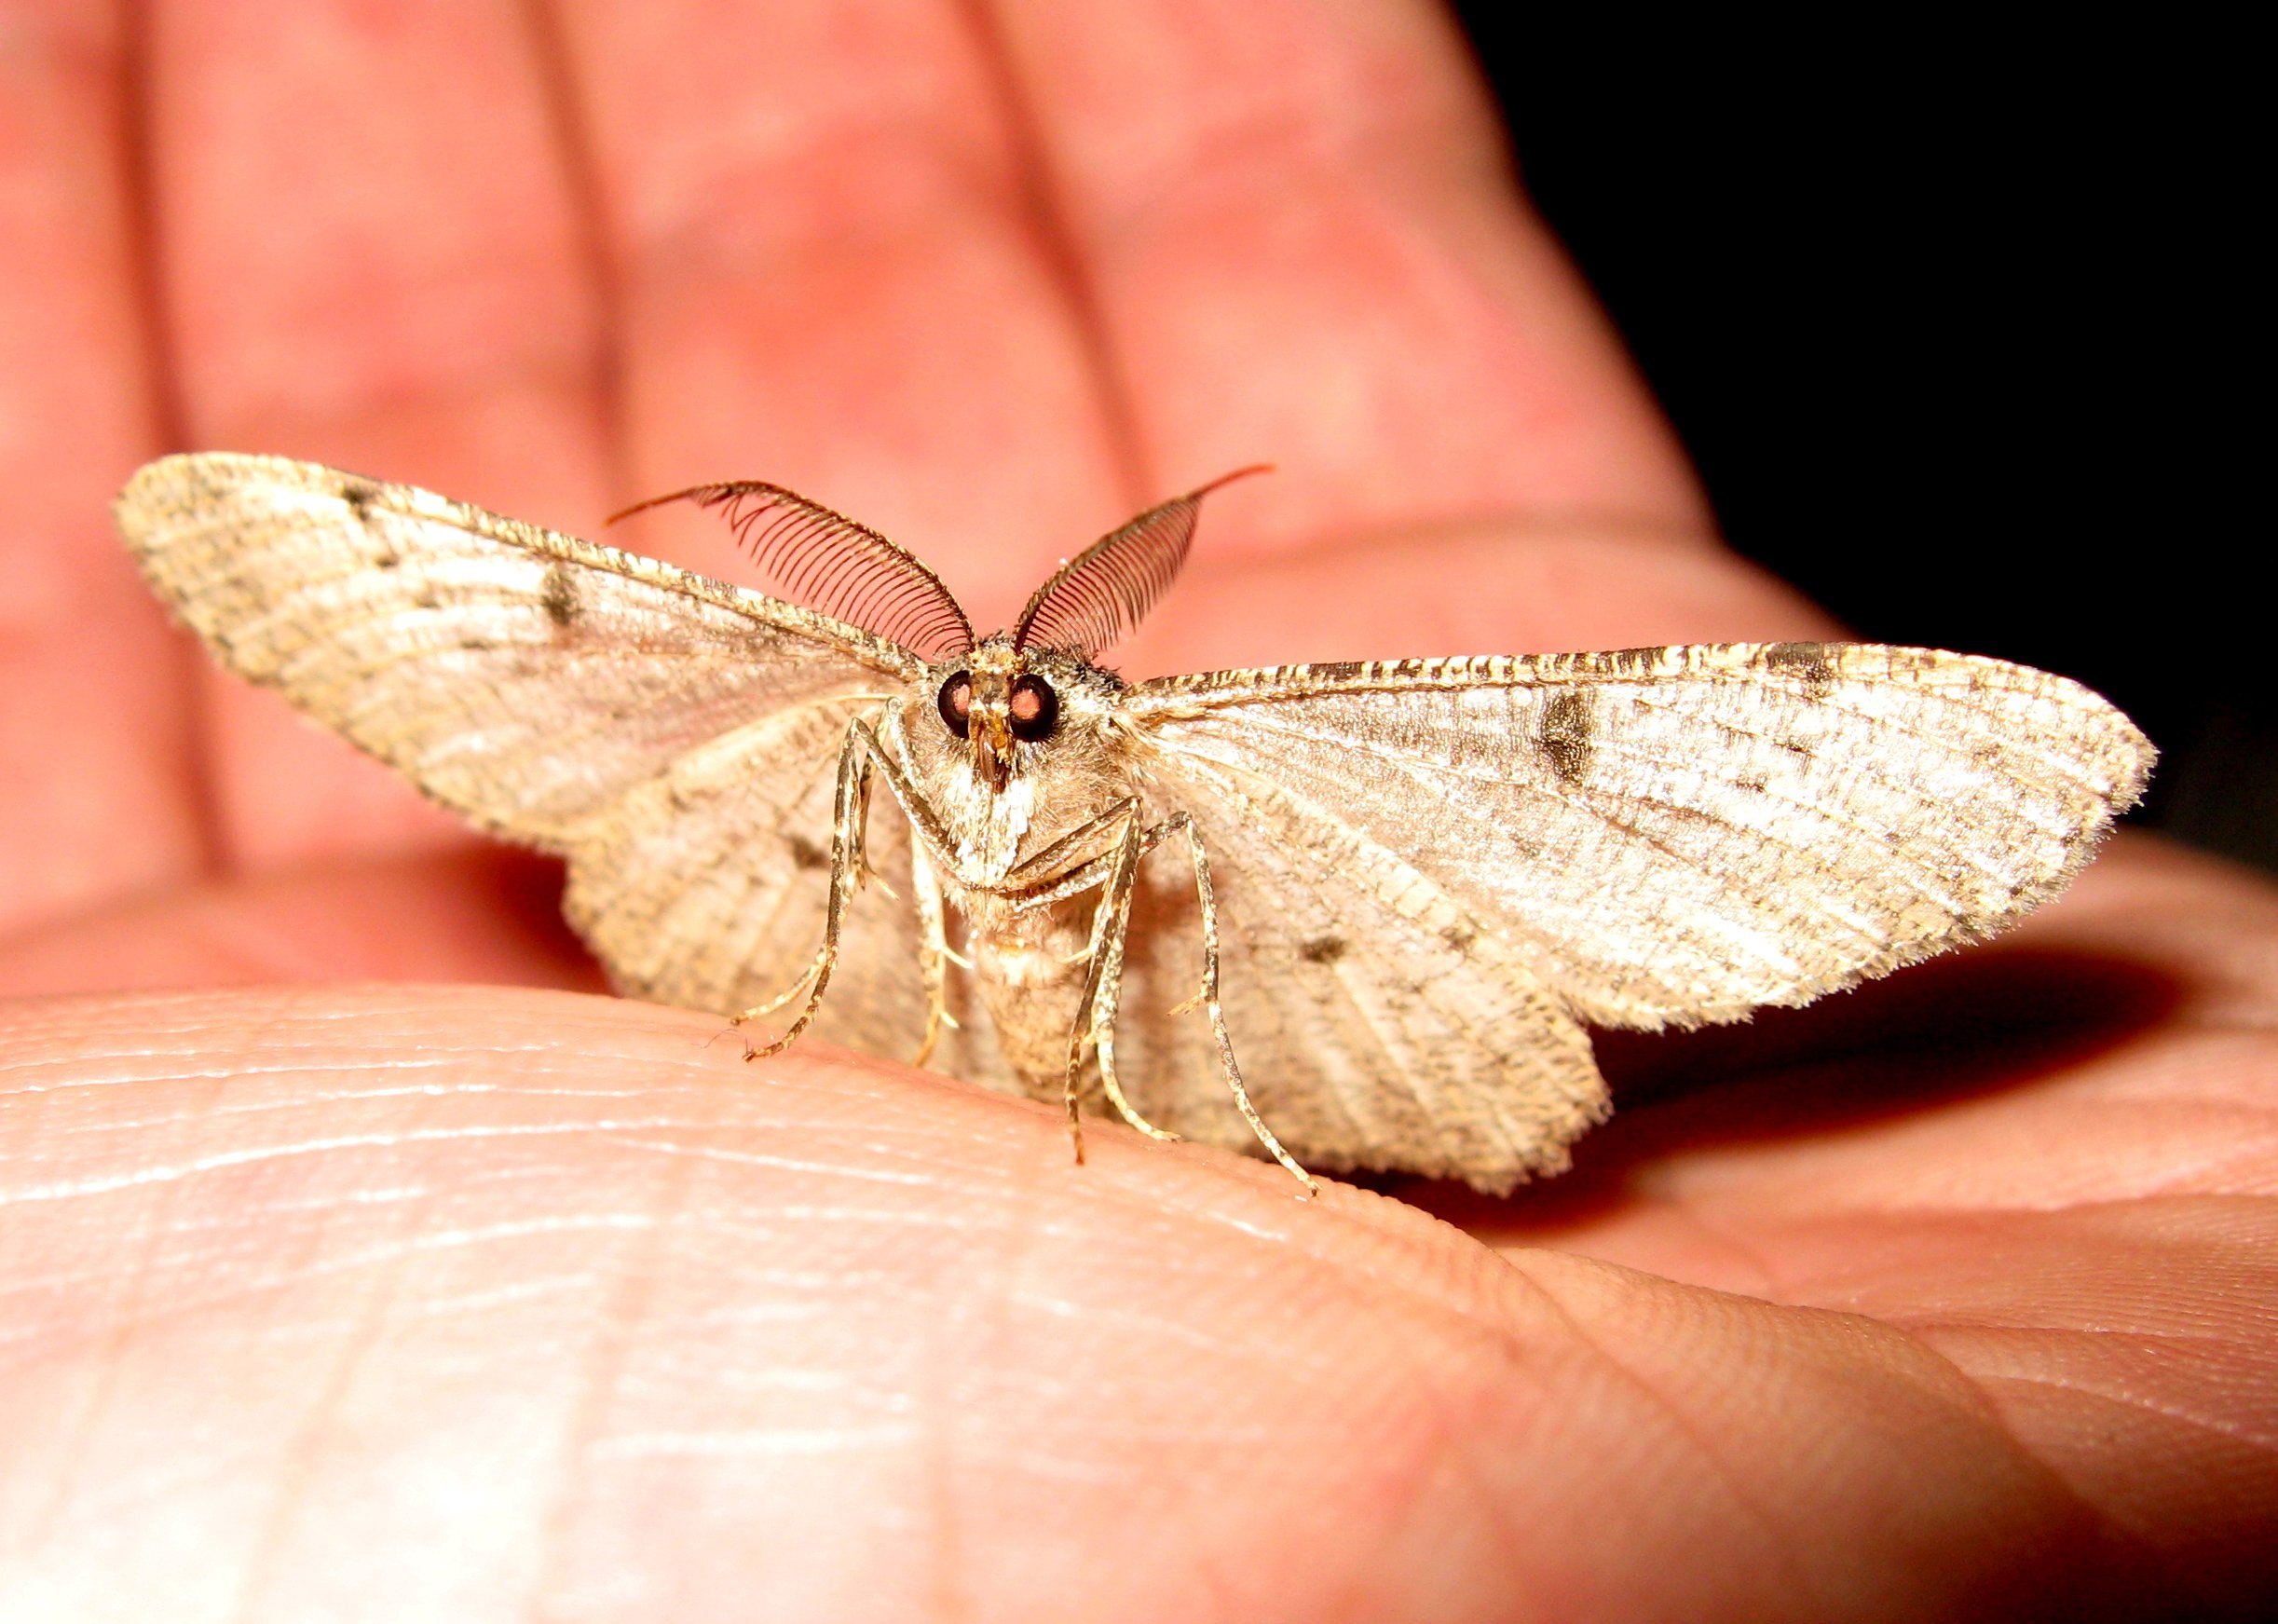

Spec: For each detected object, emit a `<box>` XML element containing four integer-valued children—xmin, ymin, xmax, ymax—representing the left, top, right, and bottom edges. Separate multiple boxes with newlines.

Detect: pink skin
<box><xmin>2</xmin><ymin>4</ymin><xmax>2272</xmax><ymax>1621</ymax></box>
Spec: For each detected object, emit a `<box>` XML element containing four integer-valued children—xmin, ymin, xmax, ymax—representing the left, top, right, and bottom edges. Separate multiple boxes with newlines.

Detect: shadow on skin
<box><xmin>1396</xmin><ymin>943</ymin><xmax>2181</xmax><ymax>1232</ymax></box>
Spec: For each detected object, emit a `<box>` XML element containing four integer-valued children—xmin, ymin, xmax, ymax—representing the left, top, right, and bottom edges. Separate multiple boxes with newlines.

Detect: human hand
<box><xmin>4</xmin><ymin>4</ymin><xmax>2271</xmax><ymax>1620</ymax></box>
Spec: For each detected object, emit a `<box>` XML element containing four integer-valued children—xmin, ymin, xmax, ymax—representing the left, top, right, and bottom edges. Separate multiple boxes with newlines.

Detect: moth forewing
<box><xmin>1125</xmin><ymin>645</ymin><xmax>2155</xmax><ymax>1026</ymax></box>
<box><xmin>115</xmin><ymin>453</ymin><xmax>924</xmax><ymax>848</ymax></box>
<box><xmin>118</xmin><ymin>453</ymin><xmax>2155</xmax><ymax>1198</ymax></box>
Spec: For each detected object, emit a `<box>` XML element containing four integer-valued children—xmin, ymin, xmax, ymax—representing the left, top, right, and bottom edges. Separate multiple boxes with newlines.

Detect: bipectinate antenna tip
<box><xmin>607</xmin><ymin>481</ymin><xmax>975</xmax><ymax>661</ymax></box>
<box><xmin>1013</xmin><ymin>465</ymin><xmax>1274</xmax><ymax>661</ymax></box>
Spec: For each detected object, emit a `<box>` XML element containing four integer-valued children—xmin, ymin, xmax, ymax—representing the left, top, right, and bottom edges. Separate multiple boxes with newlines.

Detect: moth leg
<box><xmin>907</xmin><ymin>835</ymin><xmax>958</xmax><ymax>1069</ymax></box>
<box><xmin>782</xmin><ymin>716</ymin><xmax>983</xmax><ymax>1063</ymax></box>
<box><xmin>1081</xmin><ymin>812</ymin><xmax>1180</xmax><ymax>1142</ymax></box>
<box><xmin>997</xmin><ymin>797</ymin><xmax>1154</xmax><ymax>894</ymax></box>
<box><xmin>1152</xmin><ymin>813</ymin><xmax>1320</xmax><ymax>1198</ymax></box>
<box><xmin>1083</xmin><ymin>830</ymin><xmax>1179</xmax><ymax>1145</ymax></box>
<box><xmin>1057</xmin><ymin>805</ymin><xmax>1178</xmax><ymax>1154</ymax></box>
<box><xmin>1003</xmin><ymin>857</ymin><xmax>1118</xmax><ymax>915</ymax></box>
<box><xmin>735</xmin><ymin>721</ymin><xmax>872</xmax><ymax>1058</ymax></box>
<box><xmin>851</xmin><ymin>766</ymin><xmax>906</xmax><ymax>902</ymax></box>
<box><xmin>732</xmin><ymin>959</ymin><xmax>827</xmax><ymax>1022</ymax></box>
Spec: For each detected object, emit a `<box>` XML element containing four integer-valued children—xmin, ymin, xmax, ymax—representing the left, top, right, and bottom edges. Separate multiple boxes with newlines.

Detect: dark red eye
<box><xmin>1008</xmin><ymin>675</ymin><xmax>1058</xmax><ymax>742</ymax></box>
<box><xmin>936</xmin><ymin>672</ymin><xmax>973</xmax><ymax>737</ymax></box>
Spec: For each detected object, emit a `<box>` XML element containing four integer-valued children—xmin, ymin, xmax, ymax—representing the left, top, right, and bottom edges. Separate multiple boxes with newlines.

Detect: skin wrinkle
<box><xmin>3</xmin><ymin>1119</ymin><xmax>770</xmax><ymax>1205</ymax></box>
<box><xmin>1595</xmin><ymin>1182</ymin><xmax>1787</xmax><ymax>1301</ymax></box>
<box><xmin>1964</xmin><ymin>1368</ymin><xmax>2278</xmax><ymax>1459</ymax></box>
<box><xmin>407</xmin><ymin>1273</ymin><xmax>621</xmax><ymax>1321</ymax></box>
<box><xmin>591</xmin><ymin>1136</ymin><xmax>949</xmax><ymax>1188</ymax></box>
<box><xmin>1740</xmin><ymin>1121</ymin><xmax>2276</xmax><ymax>1220</ymax></box>
<box><xmin>1389</xmin><ymin>1383</ymin><xmax>1536</xmax><ymax>1624</ymax></box>
<box><xmin>921</xmin><ymin>1108</ymin><xmax>1078</xmax><ymax>1624</ymax></box>
<box><xmin>1647</xmin><ymin>1205</ymin><xmax>2278</xmax><ymax>1539</ymax></box>
<box><xmin>8</xmin><ymin>984</ymin><xmax>2269</xmax><ymax>1612</ymax></box>
<box><xmin>18</xmin><ymin>1081</ymin><xmax>187</xmax><ymax>1552</ymax></box>
<box><xmin>1492</xmin><ymin>1261</ymin><xmax>1835</xmax><ymax>1613</ymax></box>
<box><xmin>0</xmin><ymin>1217</ymin><xmax>665</xmax><ymax>1359</ymax></box>
<box><xmin>1876</xmin><ymin>1360</ymin><xmax>2198</xmax><ymax>1605</ymax></box>
<box><xmin>524</xmin><ymin>1066</ymin><xmax>713</xmax><ymax>1623</ymax></box>
<box><xmin>227</xmin><ymin>1161</ymin><xmax>432</xmax><ymax>1624</ymax></box>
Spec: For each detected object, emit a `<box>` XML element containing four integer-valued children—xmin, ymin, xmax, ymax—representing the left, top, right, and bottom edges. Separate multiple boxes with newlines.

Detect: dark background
<box><xmin>1450</xmin><ymin>14</ymin><xmax>2262</xmax><ymax>872</ymax></box>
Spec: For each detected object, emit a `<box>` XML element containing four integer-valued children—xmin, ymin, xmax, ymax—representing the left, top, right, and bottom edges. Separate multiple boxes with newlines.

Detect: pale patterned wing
<box><xmin>1102</xmin><ymin>769</ymin><xmax>1609</xmax><ymax>1192</ymax></box>
<box><xmin>1126</xmin><ymin>644</ymin><xmax>2155</xmax><ymax>1035</ymax></box>
<box><xmin>563</xmin><ymin>701</ymin><xmax>1014</xmax><ymax>1083</ymax></box>
<box><xmin>117</xmin><ymin>452</ymin><xmax>998</xmax><ymax>1070</ymax></box>
<box><xmin>116</xmin><ymin>452</ymin><xmax>918</xmax><ymax>849</ymax></box>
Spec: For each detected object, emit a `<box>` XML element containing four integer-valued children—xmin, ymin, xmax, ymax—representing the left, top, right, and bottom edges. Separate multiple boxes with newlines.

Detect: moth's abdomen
<box><xmin>966</xmin><ymin>893</ymin><xmax>1095</xmax><ymax>1096</ymax></box>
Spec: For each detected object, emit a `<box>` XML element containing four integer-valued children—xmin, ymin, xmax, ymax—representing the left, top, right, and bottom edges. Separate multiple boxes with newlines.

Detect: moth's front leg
<box><xmin>907</xmin><ymin>836</ymin><xmax>962</xmax><ymax>1069</ymax></box>
<box><xmin>734</xmin><ymin>718</ymin><xmax>880</xmax><ymax>1058</ymax></box>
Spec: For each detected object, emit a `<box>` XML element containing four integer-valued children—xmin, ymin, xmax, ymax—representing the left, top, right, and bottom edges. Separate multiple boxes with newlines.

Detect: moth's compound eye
<box><xmin>1008</xmin><ymin>675</ymin><xmax>1058</xmax><ymax>742</ymax></box>
<box><xmin>936</xmin><ymin>672</ymin><xmax>974</xmax><ymax>737</ymax></box>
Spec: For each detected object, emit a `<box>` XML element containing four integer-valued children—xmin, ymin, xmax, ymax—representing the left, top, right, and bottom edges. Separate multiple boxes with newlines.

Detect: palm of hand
<box><xmin>3</xmin><ymin>7</ymin><xmax>2271</xmax><ymax>1621</ymax></box>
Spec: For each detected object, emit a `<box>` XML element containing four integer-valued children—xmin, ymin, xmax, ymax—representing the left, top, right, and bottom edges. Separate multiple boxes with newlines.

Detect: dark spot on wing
<box><xmin>1440</xmin><ymin>921</ymin><xmax>1478</xmax><ymax>952</ymax></box>
<box><xmin>1766</xmin><ymin>641</ymin><xmax>1837</xmax><ymax>701</ymax></box>
<box><xmin>1539</xmin><ymin>689</ymin><xmax>1594</xmax><ymax>785</ymax></box>
<box><xmin>1299</xmin><ymin>935</ymin><xmax>1346</xmax><ymax>964</ymax></box>
<box><xmin>1778</xmin><ymin>736</ymin><xmax>1815</xmax><ymax>758</ymax></box>
<box><xmin>1736</xmin><ymin>774</ymin><xmax>1768</xmax><ymax>794</ymax></box>
<box><xmin>413</xmin><ymin>587</ymin><xmax>441</xmax><ymax>610</ymax></box>
<box><xmin>541</xmin><ymin>564</ymin><xmax>580</xmax><ymax>630</ymax></box>
<box><xmin>337</xmin><ymin>481</ymin><xmax>403</xmax><ymax>566</ymax></box>
<box><xmin>786</xmin><ymin>833</ymin><xmax>830</xmax><ymax>872</ymax></box>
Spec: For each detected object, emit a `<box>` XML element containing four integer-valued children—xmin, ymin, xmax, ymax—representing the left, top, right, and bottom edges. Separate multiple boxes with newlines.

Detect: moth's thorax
<box><xmin>894</xmin><ymin>636</ymin><xmax>1137</xmax><ymax>891</ymax></box>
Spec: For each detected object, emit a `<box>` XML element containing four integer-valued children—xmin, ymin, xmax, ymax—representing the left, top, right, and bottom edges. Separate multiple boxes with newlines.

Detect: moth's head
<box><xmin>913</xmin><ymin>464</ymin><xmax>1265</xmax><ymax>794</ymax></box>
<box><xmin>923</xmin><ymin>635</ymin><xmax>1120</xmax><ymax>790</ymax></box>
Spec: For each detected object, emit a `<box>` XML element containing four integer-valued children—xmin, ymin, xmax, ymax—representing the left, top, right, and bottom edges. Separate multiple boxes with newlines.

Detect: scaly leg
<box><xmin>1160</xmin><ymin>815</ymin><xmax>1318</xmax><ymax>1197</ymax></box>
<box><xmin>1069</xmin><ymin>815</ymin><xmax>1180</xmax><ymax>1146</ymax></box>
<box><xmin>1054</xmin><ymin>803</ymin><xmax>1137</xmax><ymax>1164</ymax></box>
<box><xmin>907</xmin><ymin>836</ymin><xmax>958</xmax><ymax>1069</ymax></box>
<box><xmin>1048</xmin><ymin>799</ymin><xmax>1175</xmax><ymax>1158</ymax></box>
<box><xmin>734</xmin><ymin>721</ymin><xmax>871</xmax><ymax>1058</ymax></box>
<box><xmin>1039</xmin><ymin>807</ymin><xmax>1311</xmax><ymax>1187</ymax></box>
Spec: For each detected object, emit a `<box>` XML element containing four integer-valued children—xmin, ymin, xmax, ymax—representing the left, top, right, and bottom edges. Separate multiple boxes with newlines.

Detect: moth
<box><xmin>117</xmin><ymin>453</ymin><xmax>2153</xmax><ymax>1195</ymax></box>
